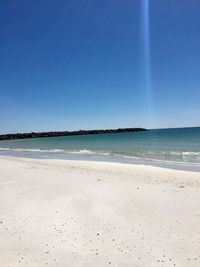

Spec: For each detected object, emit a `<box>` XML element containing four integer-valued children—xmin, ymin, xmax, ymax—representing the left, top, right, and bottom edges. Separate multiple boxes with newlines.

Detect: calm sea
<box><xmin>0</xmin><ymin>127</ymin><xmax>200</xmax><ymax>171</ymax></box>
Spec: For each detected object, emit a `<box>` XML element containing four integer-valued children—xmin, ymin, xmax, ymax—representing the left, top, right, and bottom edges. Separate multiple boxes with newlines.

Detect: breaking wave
<box><xmin>0</xmin><ymin>147</ymin><xmax>200</xmax><ymax>160</ymax></box>
<box><xmin>0</xmin><ymin>147</ymin><xmax>110</xmax><ymax>156</ymax></box>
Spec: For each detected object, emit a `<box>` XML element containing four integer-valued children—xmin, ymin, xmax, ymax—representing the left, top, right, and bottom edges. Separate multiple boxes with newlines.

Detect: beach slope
<box><xmin>0</xmin><ymin>156</ymin><xmax>200</xmax><ymax>266</ymax></box>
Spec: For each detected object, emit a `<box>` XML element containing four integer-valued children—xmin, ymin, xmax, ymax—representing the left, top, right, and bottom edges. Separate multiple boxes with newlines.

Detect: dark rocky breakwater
<box><xmin>0</xmin><ymin>128</ymin><xmax>148</xmax><ymax>141</ymax></box>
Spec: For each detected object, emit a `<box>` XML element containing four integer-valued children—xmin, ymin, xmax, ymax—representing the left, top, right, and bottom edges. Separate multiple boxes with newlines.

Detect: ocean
<box><xmin>0</xmin><ymin>127</ymin><xmax>200</xmax><ymax>171</ymax></box>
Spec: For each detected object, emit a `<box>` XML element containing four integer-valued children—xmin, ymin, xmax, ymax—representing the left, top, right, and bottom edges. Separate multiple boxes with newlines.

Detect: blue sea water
<box><xmin>0</xmin><ymin>127</ymin><xmax>200</xmax><ymax>171</ymax></box>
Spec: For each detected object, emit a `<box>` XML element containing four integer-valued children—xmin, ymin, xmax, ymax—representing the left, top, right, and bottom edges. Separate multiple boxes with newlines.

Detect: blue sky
<box><xmin>0</xmin><ymin>0</ymin><xmax>200</xmax><ymax>133</ymax></box>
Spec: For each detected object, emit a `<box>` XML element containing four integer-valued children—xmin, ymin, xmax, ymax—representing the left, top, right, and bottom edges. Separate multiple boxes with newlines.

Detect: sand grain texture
<box><xmin>0</xmin><ymin>156</ymin><xmax>200</xmax><ymax>267</ymax></box>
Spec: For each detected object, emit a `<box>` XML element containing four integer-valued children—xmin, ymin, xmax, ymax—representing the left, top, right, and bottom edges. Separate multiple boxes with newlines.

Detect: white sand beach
<box><xmin>0</xmin><ymin>156</ymin><xmax>200</xmax><ymax>267</ymax></box>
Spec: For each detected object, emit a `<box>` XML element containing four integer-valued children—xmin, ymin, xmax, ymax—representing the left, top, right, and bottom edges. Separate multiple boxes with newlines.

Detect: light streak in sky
<box><xmin>141</xmin><ymin>0</ymin><xmax>155</xmax><ymax>126</ymax></box>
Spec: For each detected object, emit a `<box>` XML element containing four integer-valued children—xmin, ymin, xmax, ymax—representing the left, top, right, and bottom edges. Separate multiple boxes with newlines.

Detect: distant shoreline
<box><xmin>0</xmin><ymin>127</ymin><xmax>148</xmax><ymax>141</ymax></box>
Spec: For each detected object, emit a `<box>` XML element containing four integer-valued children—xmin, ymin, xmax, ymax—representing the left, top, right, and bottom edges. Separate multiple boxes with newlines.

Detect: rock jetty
<box><xmin>0</xmin><ymin>128</ymin><xmax>148</xmax><ymax>141</ymax></box>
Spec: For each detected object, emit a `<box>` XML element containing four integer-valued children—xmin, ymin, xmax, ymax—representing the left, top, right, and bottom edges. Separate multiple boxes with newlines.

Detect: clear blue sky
<box><xmin>0</xmin><ymin>0</ymin><xmax>200</xmax><ymax>133</ymax></box>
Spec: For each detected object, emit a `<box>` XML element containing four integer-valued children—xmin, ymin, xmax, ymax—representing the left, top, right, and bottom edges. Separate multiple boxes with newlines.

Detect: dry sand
<box><xmin>0</xmin><ymin>156</ymin><xmax>200</xmax><ymax>267</ymax></box>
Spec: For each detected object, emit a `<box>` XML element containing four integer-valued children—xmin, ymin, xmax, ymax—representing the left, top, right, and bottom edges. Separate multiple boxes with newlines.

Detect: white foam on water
<box><xmin>0</xmin><ymin>147</ymin><xmax>110</xmax><ymax>156</ymax></box>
